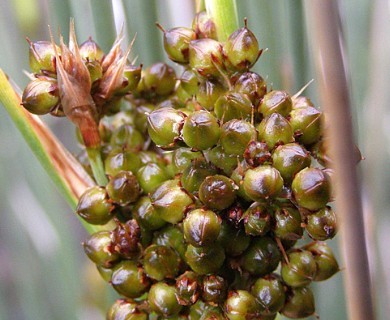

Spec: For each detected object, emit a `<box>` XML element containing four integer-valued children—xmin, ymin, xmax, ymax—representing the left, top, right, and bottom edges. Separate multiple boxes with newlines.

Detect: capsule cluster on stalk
<box><xmin>21</xmin><ymin>12</ymin><xmax>353</xmax><ymax>320</ymax></box>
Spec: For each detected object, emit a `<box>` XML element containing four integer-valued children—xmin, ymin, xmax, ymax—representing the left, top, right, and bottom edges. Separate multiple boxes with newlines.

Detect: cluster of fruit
<box><xmin>22</xmin><ymin>11</ymin><xmax>340</xmax><ymax>320</ymax></box>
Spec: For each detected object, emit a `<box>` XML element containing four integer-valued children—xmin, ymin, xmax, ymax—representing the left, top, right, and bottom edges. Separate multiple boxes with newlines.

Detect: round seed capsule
<box><xmin>104</xmin><ymin>148</ymin><xmax>142</xmax><ymax>177</ymax></box>
<box><xmin>140</xmin><ymin>62</ymin><xmax>177</xmax><ymax>97</ymax></box>
<box><xmin>243</xmin><ymin>165</ymin><xmax>284</xmax><ymax>201</ymax></box>
<box><xmin>106</xmin><ymin>171</ymin><xmax>140</xmax><ymax>206</ymax></box>
<box><xmin>200</xmin><ymin>307</ymin><xmax>226</xmax><ymax>320</ymax></box>
<box><xmin>110</xmin><ymin>219</ymin><xmax>141</xmax><ymax>259</ymax></box>
<box><xmin>251</xmin><ymin>274</ymin><xmax>285</xmax><ymax>315</ymax></box>
<box><xmin>202</xmin><ymin>275</ymin><xmax>227</xmax><ymax>303</ymax></box>
<box><xmin>79</xmin><ymin>37</ymin><xmax>104</xmax><ymax>62</ymax></box>
<box><xmin>189</xmin><ymin>39</ymin><xmax>224</xmax><ymax>78</ymax></box>
<box><xmin>151</xmin><ymin>180</ymin><xmax>194</xmax><ymax>224</ymax></box>
<box><xmin>22</xmin><ymin>78</ymin><xmax>59</xmax><ymax>115</ymax></box>
<box><xmin>111</xmin><ymin>260</ymin><xmax>151</xmax><ymax>298</ymax></box>
<box><xmin>189</xmin><ymin>300</ymin><xmax>209</xmax><ymax>320</ymax></box>
<box><xmin>243</xmin><ymin>202</ymin><xmax>272</xmax><ymax>236</ymax></box>
<box><xmin>181</xmin><ymin>158</ymin><xmax>218</xmax><ymax>194</ymax></box>
<box><xmin>179</xmin><ymin>69</ymin><xmax>199</xmax><ymax>97</ymax></box>
<box><xmin>244</xmin><ymin>141</ymin><xmax>272</xmax><ymax>168</ymax></box>
<box><xmin>196</xmin><ymin>79</ymin><xmax>227</xmax><ymax>111</ymax></box>
<box><xmin>198</xmin><ymin>175</ymin><xmax>237</xmax><ymax>211</ymax></box>
<box><xmin>220</xmin><ymin>120</ymin><xmax>257</xmax><ymax>156</ymax></box>
<box><xmin>292</xmin><ymin>167</ymin><xmax>331</xmax><ymax>211</ymax></box>
<box><xmin>175</xmin><ymin>271</ymin><xmax>200</xmax><ymax>306</ymax></box>
<box><xmin>147</xmin><ymin>107</ymin><xmax>185</xmax><ymax>148</ymax></box>
<box><xmin>281</xmin><ymin>250</ymin><xmax>317</xmax><ymax>287</ymax></box>
<box><xmin>224</xmin><ymin>290</ymin><xmax>260</xmax><ymax>320</ymax></box>
<box><xmin>207</xmin><ymin>145</ymin><xmax>240</xmax><ymax>176</ymax></box>
<box><xmin>107</xmin><ymin>299</ymin><xmax>148</xmax><ymax>320</ymax></box>
<box><xmin>273</xmin><ymin>206</ymin><xmax>303</xmax><ymax>241</ymax></box>
<box><xmin>163</xmin><ymin>27</ymin><xmax>197</xmax><ymax>64</ymax></box>
<box><xmin>153</xmin><ymin>225</ymin><xmax>187</xmax><ymax>261</ymax></box>
<box><xmin>281</xmin><ymin>286</ymin><xmax>316</xmax><ymax>319</ymax></box>
<box><xmin>148</xmin><ymin>282</ymin><xmax>183</xmax><ymax>317</ymax></box>
<box><xmin>192</xmin><ymin>11</ymin><xmax>217</xmax><ymax>39</ymax></box>
<box><xmin>117</xmin><ymin>65</ymin><xmax>142</xmax><ymax>94</ymax></box>
<box><xmin>110</xmin><ymin>124</ymin><xmax>145</xmax><ymax>151</ymax></box>
<box><xmin>292</xmin><ymin>95</ymin><xmax>315</xmax><ymax>109</ymax></box>
<box><xmin>172</xmin><ymin>147</ymin><xmax>204</xmax><ymax>174</ymax></box>
<box><xmin>304</xmin><ymin>241</ymin><xmax>340</xmax><ymax>281</ymax></box>
<box><xmin>28</xmin><ymin>40</ymin><xmax>58</xmax><ymax>73</ymax></box>
<box><xmin>133</xmin><ymin>196</ymin><xmax>166</xmax><ymax>231</ymax></box>
<box><xmin>182</xmin><ymin>110</ymin><xmax>221</xmax><ymax>150</ymax></box>
<box><xmin>183</xmin><ymin>208</ymin><xmax>221</xmax><ymax>247</ymax></box>
<box><xmin>224</xmin><ymin>25</ymin><xmax>260</xmax><ymax>71</ymax></box>
<box><xmin>143</xmin><ymin>244</ymin><xmax>180</xmax><ymax>281</ymax></box>
<box><xmin>290</xmin><ymin>106</ymin><xmax>323</xmax><ymax>145</ymax></box>
<box><xmin>83</xmin><ymin>231</ymin><xmax>119</xmax><ymax>268</ymax></box>
<box><xmin>233</xmin><ymin>71</ymin><xmax>267</xmax><ymax>105</ymax></box>
<box><xmin>76</xmin><ymin>186</ymin><xmax>114</xmax><ymax>225</ymax></box>
<box><xmin>214</xmin><ymin>92</ymin><xmax>253</xmax><ymax>123</ymax></box>
<box><xmin>185</xmin><ymin>244</ymin><xmax>225</xmax><ymax>275</ymax></box>
<box><xmin>241</xmin><ymin>237</ymin><xmax>281</xmax><ymax>276</ymax></box>
<box><xmin>137</xmin><ymin>162</ymin><xmax>170</xmax><ymax>194</ymax></box>
<box><xmin>306</xmin><ymin>206</ymin><xmax>337</xmax><ymax>240</ymax></box>
<box><xmin>272</xmin><ymin>143</ymin><xmax>311</xmax><ymax>183</ymax></box>
<box><xmin>217</xmin><ymin>221</ymin><xmax>250</xmax><ymax>256</ymax></box>
<box><xmin>257</xmin><ymin>113</ymin><xmax>295</xmax><ymax>149</ymax></box>
<box><xmin>259</xmin><ymin>90</ymin><xmax>292</xmax><ymax>117</ymax></box>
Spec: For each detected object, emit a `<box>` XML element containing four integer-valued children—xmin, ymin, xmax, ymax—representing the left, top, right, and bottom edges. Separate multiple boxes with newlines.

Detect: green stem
<box><xmin>86</xmin><ymin>146</ymin><xmax>108</xmax><ymax>186</ymax></box>
<box><xmin>0</xmin><ymin>69</ymin><xmax>112</xmax><ymax>234</ymax></box>
<box><xmin>205</xmin><ymin>0</ymin><xmax>239</xmax><ymax>41</ymax></box>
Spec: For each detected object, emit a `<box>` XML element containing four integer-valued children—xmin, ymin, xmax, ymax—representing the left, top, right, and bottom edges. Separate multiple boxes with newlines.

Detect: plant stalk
<box><xmin>304</xmin><ymin>2</ymin><xmax>375</xmax><ymax>319</ymax></box>
<box><xmin>0</xmin><ymin>69</ymin><xmax>112</xmax><ymax>234</ymax></box>
<box><xmin>205</xmin><ymin>0</ymin><xmax>239</xmax><ymax>41</ymax></box>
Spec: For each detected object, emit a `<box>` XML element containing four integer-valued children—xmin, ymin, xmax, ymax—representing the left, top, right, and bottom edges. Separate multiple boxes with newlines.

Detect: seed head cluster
<box><xmin>21</xmin><ymin>12</ymin><xmax>351</xmax><ymax>320</ymax></box>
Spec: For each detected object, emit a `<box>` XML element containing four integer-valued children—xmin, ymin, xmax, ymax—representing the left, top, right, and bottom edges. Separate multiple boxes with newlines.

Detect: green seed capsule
<box><xmin>181</xmin><ymin>158</ymin><xmax>218</xmax><ymax>194</ymax></box>
<box><xmin>182</xmin><ymin>110</ymin><xmax>221</xmax><ymax>150</ymax></box>
<box><xmin>259</xmin><ymin>90</ymin><xmax>292</xmax><ymax>117</ymax></box>
<box><xmin>163</xmin><ymin>27</ymin><xmax>197</xmax><ymax>64</ymax></box>
<box><xmin>207</xmin><ymin>145</ymin><xmax>240</xmax><ymax>176</ymax></box>
<box><xmin>233</xmin><ymin>71</ymin><xmax>267</xmax><ymax>105</ymax></box>
<box><xmin>271</xmin><ymin>143</ymin><xmax>311</xmax><ymax>183</ymax></box>
<box><xmin>179</xmin><ymin>69</ymin><xmax>199</xmax><ymax>97</ymax></box>
<box><xmin>251</xmin><ymin>274</ymin><xmax>285</xmax><ymax>315</ymax></box>
<box><xmin>243</xmin><ymin>165</ymin><xmax>284</xmax><ymax>201</ymax></box>
<box><xmin>289</xmin><ymin>106</ymin><xmax>323</xmax><ymax>145</ymax></box>
<box><xmin>243</xmin><ymin>203</ymin><xmax>272</xmax><ymax>236</ymax></box>
<box><xmin>143</xmin><ymin>244</ymin><xmax>180</xmax><ymax>281</ymax></box>
<box><xmin>189</xmin><ymin>39</ymin><xmax>224</xmax><ymax>78</ymax></box>
<box><xmin>304</xmin><ymin>241</ymin><xmax>340</xmax><ymax>281</ymax></box>
<box><xmin>224</xmin><ymin>290</ymin><xmax>260</xmax><ymax>320</ymax></box>
<box><xmin>107</xmin><ymin>299</ymin><xmax>148</xmax><ymax>320</ymax></box>
<box><xmin>151</xmin><ymin>179</ymin><xmax>194</xmax><ymax>224</ymax></box>
<box><xmin>97</xmin><ymin>265</ymin><xmax>113</xmax><ymax>282</ymax></box>
<box><xmin>189</xmin><ymin>300</ymin><xmax>209</xmax><ymax>320</ymax></box>
<box><xmin>241</xmin><ymin>237</ymin><xmax>281</xmax><ymax>276</ymax></box>
<box><xmin>306</xmin><ymin>206</ymin><xmax>337</xmax><ymax>240</ymax></box>
<box><xmin>133</xmin><ymin>196</ymin><xmax>167</xmax><ymax>231</ymax></box>
<box><xmin>175</xmin><ymin>271</ymin><xmax>200</xmax><ymax>306</ymax></box>
<box><xmin>244</xmin><ymin>141</ymin><xmax>272</xmax><ymax>168</ymax></box>
<box><xmin>137</xmin><ymin>163</ymin><xmax>170</xmax><ymax>194</ymax></box>
<box><xmin>192</xmin><ymin>11</ymin><xmax>217</xmax><ymax>39</ymax></box>
<box><xmin>111</xmin><ymin>260</ymin><xmax>150</xmax><ymax>299</ymax></box>
<box><xmin>281</xmin><ymin>250</ymin><xmax>317</xmax><ymax>287</ymax></box>
<box><xmin>76</xmin><ymin>186</ymin><xmax>114</xmax><ymax>225</ymax></box>
<box><xmin>147</xmin><ymin>107</ymin><xmax>186</xmax><ymax>148</ymax></box>
<box><xmin>281</xmin><ymin>286</ymin><xmax>316</xmax><ymax>319</ymax></box>
<box><xmin>22</xmin><ymin>78</ymin><xmax>59</xmax><ymax>115</ymax></box>
<box><xmin>105</xmin><ymin>148</ymin><xmax>142</xmax><ymax>177</ymax></box>
<box><xmin>196</xmin><ymin>79</ymin><xmax>227</xmax><ymax>111</ymax></box>
<box><xmin>274</xmin><ymin>206</ymin><xmax>303</xmax><ymax>241</ymax></box>
<box><xmin>292</xmin><ymin>168</ymin><xmax>331</xmax><ymax>211</ymax></box>
<box><xmin>79</xmin><ymin>37</ymin><xmax>104</xmax><ymax>62</ymax></box>
<box><xmin>257</xmin><ymin>113</ymin><xmax>294</xmax><ymax>149</ymax></box>
<box><xmin>217</xmin><ymin>221</ymin><xmax>250</xmax><ymax>256</ymax></box>
<box><xmin>224</xmin><ymin>25</ymin><xmax>260</xmax><ymax>72</ymax></box>
<box><xmin>183</xmin><ymin>208</ymin><xmax>221</xmax><ymax>247</ymax></box>
<box><xmin>28</xmin><ymin>40</ymin><xmax>58</xmax><ymax>73</ymax></box>
<box><xmin>83</xmin><ymin>231</ymin><xmax>119</xmax><ymax>268</ymax></box>
<box><xmin>230</xmin><ymin>161</ymin><xmax>252</xmax><ymax>202</ymax></box>
<box><xmin>149</xmin><ymin>282</ymin><xmax>183</xmax><ymax>317</ymax></box>
<box><xmin>110</xmin><ymin>124</ymin><xmax>145</xmax><ymax>151</ymax></box>
<box><xmin>292</xmin><ymin>96</ymin><xmax>315</xmax><ymax>109</ymax></box>
<box><xmin>220</xmin><ymin>120</ymin><xmax>257</xmax><ymax>156</ymax></box>
<box><xmin>140</xmin><ymin>62</ymin><xmax>177</xmax><ymax>97</ymax></box>
<box><xmin>199</xmin><ymin>175</ymin><xmax>237</xmax><ymax>211</ymax></box>
<box><xmin>215</xmin><ymin>92</ymin><xmax>253</xmax><ymax>123</ymax></box>
<box><xmin>172</xmin><ymin>147</ymin><xmax>204</xmax><ymax>174</ymax></box>
<box><xmin>200</xmin><ymin>307</ymin><xmax>226</xmax><ymax>320</ymax></box>
<box><xmin>111</xmin><ymin>219</ymin><xmax>141</xmax><ymax>259</ymax></box>
<box><xmin>106</xmin><ymin>171</ymin><xmax>140</xmax><ymax>206</ymax></box>
<box><xmin>116</xmin><ymin>65</ymin><xmax>142</xmax><ymax>94</ymax></box>
<box><xmin>202</xmin><ymin>275</ymin><xmax>227</xmax><ymax>303</ymax></box>
<box><xmin>154</xmin><ymin>225</ymin><xmax>187</xmax><ymax>261</ymax></box>
<box><xmin>185</xmin><ymin>244</ymin><xmax>225</xmax><ymax>275</ymax></box>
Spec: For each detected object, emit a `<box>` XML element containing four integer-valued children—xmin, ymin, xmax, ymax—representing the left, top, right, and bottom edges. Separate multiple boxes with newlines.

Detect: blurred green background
<box><xmin>0</xmin><ymin>0</ymin><xmax>388</xmax><ymax>319</ymax></box>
